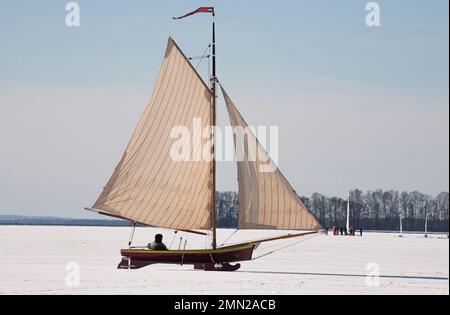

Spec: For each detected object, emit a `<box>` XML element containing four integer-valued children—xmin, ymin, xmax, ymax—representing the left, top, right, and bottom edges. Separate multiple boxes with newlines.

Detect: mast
<box><xmin>210</xmin><ymin>10</ymin><xmax>217</xmax><ymax>249</ymax></box>
<box><xmin>424</xmin><ymin>200</ymin><xmax>428</xmax><ymax>237</ymax></box>
<box><xmin>346</xmin><ymin>191</ymin><xmax>351</xmax><ymax>233</ymax></box>
<box><xmin>400</xmin><ymin>213</ymin><xmax>403</xmax><ymax>236</ymax></box>
<box><xmin>172</xmin><ymin>7</ymin><xmax>218</xmax><ymax>248</ymax></box>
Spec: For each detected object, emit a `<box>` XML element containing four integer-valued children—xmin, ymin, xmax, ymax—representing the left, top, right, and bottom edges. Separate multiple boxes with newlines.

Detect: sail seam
<box><xmin>154</xmin><ymin>80</ymin><xmax>209</xmax><ymax>229</ymax></box>
<box><xmin>140</xmin><ymin>53</ymin><xmax>195</xmax><ymax>225</ymax></box>
<box><xmin>123</xmin><ymin>49</ymin><xmax>184</xmax><ymax>221</ymax></box>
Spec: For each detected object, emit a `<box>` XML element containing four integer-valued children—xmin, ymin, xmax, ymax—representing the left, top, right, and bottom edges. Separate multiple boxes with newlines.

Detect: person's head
<box><xmin>155</xmin><ymin>234</ymin><xmax>163</xmax><ymax>243</ymax></box>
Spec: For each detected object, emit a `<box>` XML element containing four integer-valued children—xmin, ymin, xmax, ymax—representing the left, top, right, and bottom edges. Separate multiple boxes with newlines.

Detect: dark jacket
<box><xmin>148</xmin><ymin>242</ymin><xmax>168</xmax><ymax>251</ymax></box>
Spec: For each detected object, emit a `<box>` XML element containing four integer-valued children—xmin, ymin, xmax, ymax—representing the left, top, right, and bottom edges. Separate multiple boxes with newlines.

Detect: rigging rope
<box><xmin>205</xmin><ymin>229</ymin><xmax>212</xmax><ymax>249</ymax></box>
<box><xmin>252</xmin><ymin>233</ymin><xmax>320</xmax><ymax>261</ymax></box>
<box><xmin>220</xmin><ymin>229</ymin><xmax>239</xmax><ymax>247</ymax></box>
<box><xmin>169</xmin><ymin>231</ymin><xmax>179</xmax><ymax>249</ymax></box>
<box><xmin>128</xmin><ymin>222</ymin><xmax>137</xmax><ymax>248</ymax></box>
<box><xmin>194</xmin><ymin>44</ymin><xmax>212</xmax><ymax>70</ymax></box>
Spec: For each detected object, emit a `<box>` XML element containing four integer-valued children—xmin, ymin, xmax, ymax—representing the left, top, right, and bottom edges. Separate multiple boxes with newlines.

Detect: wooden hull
<box><xmin>118</xmin><ymin>243</ymin><xmax>255</xmax><ymax>271</ymax></box>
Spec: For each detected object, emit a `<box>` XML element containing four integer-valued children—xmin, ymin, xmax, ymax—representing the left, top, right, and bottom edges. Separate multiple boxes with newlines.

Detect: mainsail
<box><xmin>221</xmin><ymin>86</ymin><xmax>322</xmax><ymax>230</ymax></box>
<box><xmin>93</xmin><ymin>38</ymin><xmax>213</xmax><ymax>231</ymax></box>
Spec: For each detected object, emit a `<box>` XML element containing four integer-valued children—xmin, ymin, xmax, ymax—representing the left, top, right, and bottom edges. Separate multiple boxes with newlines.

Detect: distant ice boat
<box><xmin>85</xmin><ymin>7</ymin><xmax>321</xmax><ymax>272</ymax></box>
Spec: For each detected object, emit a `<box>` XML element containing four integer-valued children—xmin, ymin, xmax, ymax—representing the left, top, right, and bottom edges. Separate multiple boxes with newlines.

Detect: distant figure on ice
<box><xmin>344</xmin><ymin>227</ymin><xmax>348</xmax><ymax>236</ymax></box>
<box><xmin>340</xmin><ymin>227</ymin><xmax>344</xmax><ymax>236</ymax></box>
<box><xmin>148</xmin><ymin>234</ymin><xmax>168</xmax><ymax>251</ymax></box>
<box><xmin>324</xmin><ymin>227</ymin><xmax>329</xmax><ymax>236</ymax></box>
<box><xmin>360</xmin><ymin>228</ymin><xmax>363</xmax><ymax>237</ymax></box>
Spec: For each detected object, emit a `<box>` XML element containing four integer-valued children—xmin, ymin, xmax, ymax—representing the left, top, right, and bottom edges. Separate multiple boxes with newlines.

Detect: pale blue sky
<box><xmin>0</xmin><ymin>0</ymin><xmax>448</xmax><ymax>218</ymax></box>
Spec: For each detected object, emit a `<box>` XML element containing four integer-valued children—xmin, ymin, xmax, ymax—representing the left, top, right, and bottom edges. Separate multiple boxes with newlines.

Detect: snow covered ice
<box><xmin>0</xmin><ymin>226</ymin><xmax>448</xmax><ymax>295</ymax></box>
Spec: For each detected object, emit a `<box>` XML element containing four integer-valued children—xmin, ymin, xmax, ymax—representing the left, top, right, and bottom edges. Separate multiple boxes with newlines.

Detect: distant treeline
<box><xmin>216</xmin><ymin>190</ymin><xmax>449</xmax><ymax>232</ymax></box>
<box><xmin>0</xmin><ymin>215</ymin><xmax>131</xmax><ymax>227</ymax></box>
<box><xmin>2</xmin><ymin>190</ymin><xmax>448</xmax><ymax>232</ymax></box>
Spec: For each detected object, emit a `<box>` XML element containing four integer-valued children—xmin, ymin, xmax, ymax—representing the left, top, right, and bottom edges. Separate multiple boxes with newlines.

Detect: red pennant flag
<box><xmin>173</xmin><ymin>7</ymin><xmax>215</xmax><ymax>20</ymax></box>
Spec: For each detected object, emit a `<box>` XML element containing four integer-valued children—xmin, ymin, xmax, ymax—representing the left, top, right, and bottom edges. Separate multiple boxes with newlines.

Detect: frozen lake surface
<box><xmin>0</xmin><ymin>226</ymin><xmax>448</xmax><ymax>295</ymax></box>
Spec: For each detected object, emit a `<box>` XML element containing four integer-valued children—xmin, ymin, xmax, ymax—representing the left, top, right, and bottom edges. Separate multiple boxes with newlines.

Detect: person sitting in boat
<box><xmin>148</xmin><ymin>234</ymin><xmax>168</xmax><ymax>251</ymax></box>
